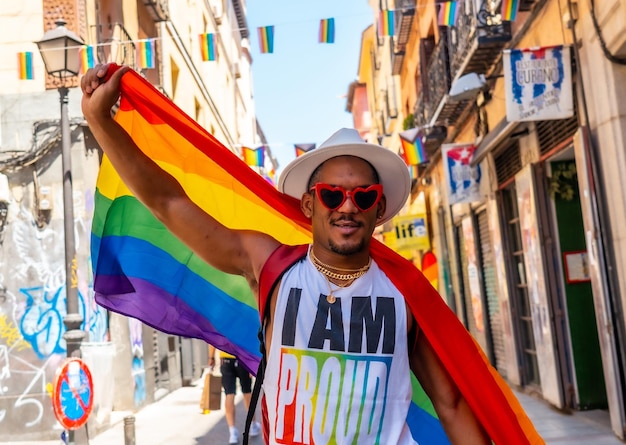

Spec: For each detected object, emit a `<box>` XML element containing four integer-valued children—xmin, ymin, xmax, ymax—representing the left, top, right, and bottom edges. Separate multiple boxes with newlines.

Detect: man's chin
<box><xmin>329</xmin><ymin>238</ymin><xmax>366</xmax><ymax>256</ymax></box>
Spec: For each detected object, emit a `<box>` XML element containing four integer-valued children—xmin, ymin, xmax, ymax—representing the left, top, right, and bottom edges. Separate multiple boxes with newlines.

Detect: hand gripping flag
<box><xmin>92</xmin><ymin>65</ymin><xmax>543</xmax><ymax>444</ymax></box>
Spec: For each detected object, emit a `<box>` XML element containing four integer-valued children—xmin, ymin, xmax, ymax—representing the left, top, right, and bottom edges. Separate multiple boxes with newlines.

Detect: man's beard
<box><xmin>328</xmin><ymin>238</ymin><xmax>366</xmax><ymax>256</ymax></box>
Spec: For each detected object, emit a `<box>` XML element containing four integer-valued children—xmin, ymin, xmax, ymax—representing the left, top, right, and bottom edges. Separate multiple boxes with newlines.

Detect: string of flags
<box><xmin>437</xmin><ymin>0</ymin><xmax>520</xmax><ymax>27</ymax></box>
<box><xmin>501</xmin><ymin>0</ymin><xmax>520</xmax><ymax>22</ymax></box>
<box><xmin>17</xmin><ymin>52</ymin><xmax>34</xmax><ymax>80</ymax></box>
<box><xmin>438</xmin><ymin>2</ymin><xmax>459</xmax><ymax>27</ymax></box>
<box><xmin>319</xmin><ymin>18</ymin><xmax>335</xmax><ymax>44</ymax></box>
<box><xmin>294</xmin><ymin>143</ymin><xmax>316</xmax><ymax>157</ymax></box>
<box><xmin>242</xmin><ymin>146</ymin><xmax>265</xmax><ymax>167</ymax></box>
<box><xmin>17</xmin><ymin>4</ymin><xmax>523</xmax><ymax>79</ymax></box>
<box><xmin>200</xmin><ymin>33</ymin><xmax>217</xmax><ymax>61</ymax></box>
<box><xmin>378</xmin><ymin>10</ymin><xmax>395</xmax><ymax>37</ymax></box>
<box><xmin>257</xmin><ymin>25</ymin><xmax>275</xmax><ymax>54</ymax></box>
<box><xmin>399</xmin><ymin>128</ymin><xmax>428</xmax><ymax>166</ymax></box>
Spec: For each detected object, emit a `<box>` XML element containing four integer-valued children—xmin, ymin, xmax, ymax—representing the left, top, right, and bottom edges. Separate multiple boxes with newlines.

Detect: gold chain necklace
<box><xmin>309</xmin><ymin>247</ymin><xmax>371</xmax><ymax>303</ymax></box>
<box><xmin>321</xmin><ymin>275</ymin><xmax>354</xmax><ymax>304</ymax></box>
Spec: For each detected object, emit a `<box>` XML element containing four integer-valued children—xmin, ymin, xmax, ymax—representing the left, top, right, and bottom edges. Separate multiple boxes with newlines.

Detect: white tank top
<box><xmin>263</xmin><ymin>249</ymin><xmax>417</xmax><ymax>445</ymax></box>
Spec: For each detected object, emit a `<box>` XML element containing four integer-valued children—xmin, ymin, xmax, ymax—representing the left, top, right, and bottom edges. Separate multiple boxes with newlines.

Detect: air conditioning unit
<box><xmin>232</xmin><ymin>63</ymin><xmax>241</xmax><ymax>79</ymax></box>
<box><xmin>212</xmin><ymin>5</ymin><xmax>223</xmax><ymax>25</ymax></box>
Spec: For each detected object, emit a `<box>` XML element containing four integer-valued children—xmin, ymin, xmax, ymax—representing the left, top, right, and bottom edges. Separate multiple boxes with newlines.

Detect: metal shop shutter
<box><xmin>477</xmin><ymin>210</ymin><xmax>507</xmax><ymax>375</ymax></box>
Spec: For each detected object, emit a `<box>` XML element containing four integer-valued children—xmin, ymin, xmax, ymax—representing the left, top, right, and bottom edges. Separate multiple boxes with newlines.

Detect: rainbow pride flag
<box><xmin>257</xmin><ymin>26</ymin><xmax>274</xmax><ymax>54</ymax></box>
<box><xmin>502</xmin><ymin>0</ymin><xmax>520</xmax><ymax>21</ymax></box>
<box><xmin>438</xmin><ymin>1</ymin><xmax>459</xmax><ymax>27</ymax></box>
<box><xmin>79</xmin><ymin>45</ymin><xmax>96</xmax><ymax>74</ymax></box>
<box><xmin>137</xmin><ymin>39</ymin><xmax>155</xmax><ymax>69</ymax></box>
<box><xmin>199</xmin><ymin>33</ymin><xmax>217</xmax><ymax>61</ymax></box>
<box><xmin>294</xmin><ymin>143</ymin><xmax>316</xmax><ymax>157</ymax></box>
<box><xmin>319</xmin><ymin>18</ymin><xmax>335</xmax><ymax>44</ymax></box>
<box><xmin>378</xmin><ymin>9</ymin><xmax>395</xmax><ymax>37</ymax></box>
<box><xmin>399</xmin><ymin>128</ymin><xmax>428</xmax><ymax>165</ymax></box>
<box><xmin>242</xmin><ymin>146</ymin><xmax>265</xmax><ymax>167</ymax></box>
<box><xmin>17</xmin><ymin>52</ymin><xmax>34</xmax><ymax>80</ymax></box>
<box><xmin>92</xmin><ymin>66</ymin><xmax>543</xmax><ymax>445</ymax></box>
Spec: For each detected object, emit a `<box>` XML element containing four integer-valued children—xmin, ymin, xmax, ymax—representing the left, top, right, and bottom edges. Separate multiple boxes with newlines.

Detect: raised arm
<box><xmin>410</xmin><ymin>333</ymin><xmax>491</xmax><ymax>445</ymax></box>
<box><xmin>81</xmin><ymin>64</ymin><xmax>279</xmax><ymax>289</ymax></box>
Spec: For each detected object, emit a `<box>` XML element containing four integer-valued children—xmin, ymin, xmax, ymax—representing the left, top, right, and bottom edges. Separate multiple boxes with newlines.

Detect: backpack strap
<box><xmin>242</xmin><ymin>244</ymin><xmax>308</xmax><ymax>445</ymax></box>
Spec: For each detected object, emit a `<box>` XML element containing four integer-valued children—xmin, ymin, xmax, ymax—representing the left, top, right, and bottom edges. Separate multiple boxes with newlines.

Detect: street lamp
<box><xmin>36</xmin><ymin>19</ymin><xmax>85</xmax><ymax>359</ymax></box>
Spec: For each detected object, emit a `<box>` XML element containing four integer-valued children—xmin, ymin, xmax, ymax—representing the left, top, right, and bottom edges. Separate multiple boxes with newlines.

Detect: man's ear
<box><xmin>301</xmin><ymin>192</ymin><xmax>313</xmax><ymax>219</ymax></box>
<box><xmin>376</xmin><ymin>195</ymin><xmax>387</xmax><ymax>220</ymax></box>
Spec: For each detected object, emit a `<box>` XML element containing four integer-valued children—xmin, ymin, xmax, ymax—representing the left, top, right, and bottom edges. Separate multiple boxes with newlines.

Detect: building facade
<box><xmin>352</xmin><ymin>0</ymin><xmax>626</xmax><ymax>440</ymax></box>
<box><xmin>0</xmin><ymin>0</ymin><xmax>273</xmax><ymax>441</ymax></box>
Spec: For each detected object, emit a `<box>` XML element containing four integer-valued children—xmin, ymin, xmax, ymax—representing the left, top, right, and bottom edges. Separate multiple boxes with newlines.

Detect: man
<box><xmin>81</xmin><ymin>64</ymin><xmax>490</xmax><ymax>444</ymax></box>
<box><xmin>208</xmin><ymin>346</ymin><xmax>261</xmax><ymax>444</ymax></box>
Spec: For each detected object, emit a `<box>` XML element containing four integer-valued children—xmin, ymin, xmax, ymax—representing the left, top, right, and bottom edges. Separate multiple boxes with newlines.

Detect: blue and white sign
<box><xmin>442</xmin><ymin>143</ymin><xmax>482</xmax><ymax>205</ymax></box>
<box><xmin>504</xmin><ymin>45</ymin><xmax>573</xmax><ymax>122</ymax></box>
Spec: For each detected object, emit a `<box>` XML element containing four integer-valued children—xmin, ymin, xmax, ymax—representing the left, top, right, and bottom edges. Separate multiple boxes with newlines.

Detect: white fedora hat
<box><xmin>278</xmin><ymin>128</ymin><xmax>411</xmax><ymax>225</ymax></box>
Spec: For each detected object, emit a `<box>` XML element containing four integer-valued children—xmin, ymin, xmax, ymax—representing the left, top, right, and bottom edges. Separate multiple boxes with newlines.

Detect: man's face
<box><xmin>301</xmin><ymin>156</ymin><xmax>386</xmax><ymax>256</ymax></box>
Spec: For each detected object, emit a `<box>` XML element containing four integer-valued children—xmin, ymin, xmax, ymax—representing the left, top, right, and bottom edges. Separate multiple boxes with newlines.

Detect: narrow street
<box><xmin>11</xmin><ymin>378</ymin><xmax>622</xmax><ymax>445</ymax></box>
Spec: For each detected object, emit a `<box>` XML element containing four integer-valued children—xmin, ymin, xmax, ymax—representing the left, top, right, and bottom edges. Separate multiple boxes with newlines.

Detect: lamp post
<box><xmin>36</xmin><ymin>20</ymin><xmax>86</xmax><ymax>360</ymax></box>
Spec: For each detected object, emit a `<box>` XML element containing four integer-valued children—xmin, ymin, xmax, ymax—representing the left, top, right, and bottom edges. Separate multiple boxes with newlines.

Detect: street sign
<box><xmin>52</xmin><ymin>358</ymin><xmax>94</xmax><ymax>430</ymax></box>
<box><xmin>389</xmin><ymin>214</ymin><xmax>430</xmax><ymax>251</ymax></box>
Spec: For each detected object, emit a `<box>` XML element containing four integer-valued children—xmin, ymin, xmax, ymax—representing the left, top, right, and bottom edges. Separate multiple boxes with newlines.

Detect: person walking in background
<box><xmin>208</xmin><ymin>346</ymin><xmax>261</xmax><ymax>444</ymax></box>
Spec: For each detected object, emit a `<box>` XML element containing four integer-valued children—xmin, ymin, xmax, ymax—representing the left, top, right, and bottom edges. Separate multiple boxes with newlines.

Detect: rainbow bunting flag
<box><xmin>438</xmin><ymin>1</ymin><xmax>459</xmax><ymax>27</ymax></box>
<box><xmin>399</xmin><ymin>128</ymin><xmax>428</xmax><ymax>165</ymax></box>
<box><xmin>242</xmin><ymin>146</ymin><xmax>265</xmax><ymax>167</ymax></box>
<box><xmin>257</xmin><ymin>26</ymin><xmax>274</xmax><ymax>54</ymax></box>
<box><xmin>137</xmin><ymin>39</ymin><xmax>155</xmax><ymax>69</ymax></box>
<box><xmin>93</xmin><ymin>65</ymin><xmax>543</xmax><ymax>445</ymax></box>
<box><xmin>199</xmin><ymin>33</ymin><xmax>217</xmax><ymax>61</ymax></box>
<box><xmin>17</xmin><ymin>52</ymin><xmax>34</xmax><ymax>80</ymax></box>
<box><xmin>319</xmin><ymin>18</ymin><xmax>335</xmax><ymax>44</ymax></box>
<box><xmin>294</xmin><ymin>143</ymin><xmax>316</xmax><ymax>157</ymax></box>
<box><xmin>501</xmin><ymin>0</ymin><xmax>520</xmax><ymax>21</ymax></box>
<box><xmin>263</xmin><ymin>169</ymin><xmax>276</xmax><ymax>187</ymax></box>
<box><xmin>79</xmin><ymin>45</ymin><xmax>96</xmax><ymax>74</ymax></box>
<box><xmin>409</xmin><ymin>164</ymin><xmax>419</xmax><ymax>180</ymax></box>
<box><xmin>378</xmin><ymin>9</ymin><xmax>395</xmax><ymax>37</ymax></box>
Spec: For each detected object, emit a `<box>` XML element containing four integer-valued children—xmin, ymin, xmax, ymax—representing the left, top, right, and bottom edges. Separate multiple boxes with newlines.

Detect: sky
<box><xmin>246</xmin><ymin>0</ymin><xmax>374</xmax><ymax>174</ymax></box>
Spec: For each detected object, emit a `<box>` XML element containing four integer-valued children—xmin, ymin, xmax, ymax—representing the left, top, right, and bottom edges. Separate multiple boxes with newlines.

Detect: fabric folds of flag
<box><xmin>319</xmin><ymin>18</ymin><xmax>335</xmax><ymax>43</ymax></box>
<box><xmin>199</xmin><ymin>33</ymin><xmax>217</xmax><ymax>61</ymax></box>
<box><xmin>93</xmin><ymin>67</ymin><xmax>311</xmax><ymax>373</ymax></box>
<box><xmin>79</xmin><ymin>45</ymin><xmax>96</xmax><ymax>74</ymax></box>
<box><xmin>137</xmin><ymin>39</ymin><xmax>155</xmax><ymax>69</ymax></box>
<box><xmin>294</xmin><ymin>143</ymin><xmax>316</xmax><ymax>157</ymax></box>
<box><xmin>378</xmin><ymin>9</ymin><xmax>395</xmax><ymax>37</ymax></box>
<box><xmin>18</xmin><ymin>52</ymin><xmax>34</xmax><ymax>80</ymax></box>
<box><xmin>257</xmin><ymin>25</ymin><xmax>274</xmax><ymax>54</ymax></box>
<box><xmin>399</xmin><ymin>128</ymin><xmax>428</xmax><ymax>165</ymax></box>
<box><xmin>242</xmin><ymin>146</ymin><xmax>265</xmax><ymax>167</ymax></box>
<box><xmin>502</xmin><ymin>0</ymin><xmax>520</xmax><ymax>21</ymax></box>
<box><xmin>93</xmin><ymin>65</ymin><xmax>543</xmax><ymax>445</ymax></box>
<box><xmin>438</xmin><ymin>1</ymin><xmax>459</xmax><ymax>27</ymax></box>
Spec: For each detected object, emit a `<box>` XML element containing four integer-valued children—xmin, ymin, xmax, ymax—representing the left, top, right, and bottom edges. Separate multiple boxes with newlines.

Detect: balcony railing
<box><xmin>423</xmin><ymin>32</ymin><xmax>451</xmax><ymax>126</ymax></box>
<box><xmin>448</xmin><ymin>0</ymin><xmax>512</xmax><ymax>81</ymax></box>
<box><xmin>143</xmin><ymin>0</ymin><xmax>169</xmax><ymax>22</ymax></box>
<box><xmin>98</xmin><ymin>23</ymin><xmax>136</xmax><ymax>69</ymax></box>
<box><xmin>414</xmin><ymin>89</ymin><xmax>427</xmax><ymax>127</ymax></box>
<box><xmin>392</xmin><ymin>0</ymin><xmax>416</xmax><ymax>75</ymax></box>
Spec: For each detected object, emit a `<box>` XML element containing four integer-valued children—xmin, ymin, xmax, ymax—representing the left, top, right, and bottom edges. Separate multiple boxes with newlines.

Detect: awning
<box><xmin>471</xmin><ymin>118</ymin><xmax>524</xmax><ymax>166</ymax></box>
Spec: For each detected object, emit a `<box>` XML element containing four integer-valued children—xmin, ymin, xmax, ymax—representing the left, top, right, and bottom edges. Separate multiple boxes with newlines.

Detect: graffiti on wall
<box><xmin>129</xmin><ymin>318</ymin><xmax>146</xmax><ymax>407</ymax></box>
<box><xmin>0</xmin><ymin>190</ymin><xmax>107</xmax><ymax>438</ymax></box>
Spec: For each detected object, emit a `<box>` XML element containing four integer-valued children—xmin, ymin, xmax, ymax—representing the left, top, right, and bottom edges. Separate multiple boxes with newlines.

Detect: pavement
<box><xmin>5</xmin><ymin>379</ymin><xmax>624</xmax><ymax>444</ymax></box>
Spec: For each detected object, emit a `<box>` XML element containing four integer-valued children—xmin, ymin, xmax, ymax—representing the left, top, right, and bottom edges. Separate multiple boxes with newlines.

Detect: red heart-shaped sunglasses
<box><xmin>309</xmin><ymin>183</ymin><xmax>383</xmax><ymax>212</ymax></box>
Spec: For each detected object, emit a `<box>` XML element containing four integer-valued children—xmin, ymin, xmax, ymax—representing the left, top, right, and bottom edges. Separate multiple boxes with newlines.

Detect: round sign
<box><xmin>52</xmin><ymin>358</ymin><xmax>94</xmax><ymax>430</ymax></box>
